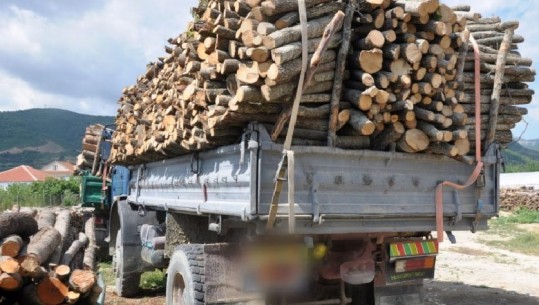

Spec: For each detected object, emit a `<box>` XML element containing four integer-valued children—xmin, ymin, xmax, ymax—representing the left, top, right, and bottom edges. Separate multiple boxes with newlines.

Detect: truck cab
<box><xmin>79</xmin><ymin>124</ymin><xmax>130</xmax><ymax>260</ymax></box>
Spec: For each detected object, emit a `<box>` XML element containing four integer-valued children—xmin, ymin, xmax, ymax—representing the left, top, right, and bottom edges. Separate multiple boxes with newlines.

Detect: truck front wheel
<box><xmin>113</xmin><ymin>229</ymin><xmax>141</xmax><ymax>297</ymax></box>
<box><xmin>166</xmin><ymin>244</ymin><xmax>205</xmax><ymax>305</ymax></box>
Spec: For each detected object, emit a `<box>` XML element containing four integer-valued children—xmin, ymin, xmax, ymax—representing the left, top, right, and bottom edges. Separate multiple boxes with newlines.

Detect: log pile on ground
<box><xmin>108</xmin><ymin>0</ymin><xmax>534</xmax><ymax>165</ymax></box>
<box><xmin>501</xmin><ymin>187</ymin><xmax>539</xmax><ymax>211</ymax></box>
<box><xmin>0</xmin><ymin>210</ymin><xmax>101</xmax><ymax>305</ymax></box>
<box><xmin>75</xmin><ymin>124</ymin><xmax>105</xmax><ymax>175</ymax></box>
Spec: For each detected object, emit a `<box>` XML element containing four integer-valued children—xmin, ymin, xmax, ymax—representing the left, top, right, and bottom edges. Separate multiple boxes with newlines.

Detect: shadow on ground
<box><xmin>105</xmin><ymin>288</ymin><xmax>165</xmax><ymax>305</ymax></box>
<box><xmin>104</xmin><ymin>280</ymin><xmax>539</xmax><ymax>305</ymax></box>
<box><xmin>424</xmin><ymin>280</ymin><xmax>539</xmax><ymax>305</ymax></box>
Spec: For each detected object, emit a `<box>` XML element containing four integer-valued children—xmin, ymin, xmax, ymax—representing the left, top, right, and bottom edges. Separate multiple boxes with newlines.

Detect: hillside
<box><xmin>519</xmin><ymin>139</ymin><xmax>539</xmax><ymax>151</ymax></box>
<box><xmin>503</xmin><ymin>140</ymin><xmax>539</xmax><ymax>173</ymax></box>
<box><xmin>0</xmin><ymin>108</ymin><xmax>113</xmax><ymax>171</ymax></box>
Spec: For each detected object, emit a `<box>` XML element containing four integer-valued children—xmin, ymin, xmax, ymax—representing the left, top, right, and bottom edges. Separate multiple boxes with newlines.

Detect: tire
<box><xmin>113</xmin><ymin>229</ymin><xmax>141</xmax><ymax>297</ymax></box>
<box><xmin>166</xmin><ymin>244</ymin><xmax>205</xmax><ymax>305</ymax></box>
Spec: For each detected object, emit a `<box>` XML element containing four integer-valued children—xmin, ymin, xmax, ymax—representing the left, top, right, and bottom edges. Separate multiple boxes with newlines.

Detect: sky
<box><xmin>0</xmin><ymin>0</ymin><xmax>537</xmax><ymax>138</ymax></box>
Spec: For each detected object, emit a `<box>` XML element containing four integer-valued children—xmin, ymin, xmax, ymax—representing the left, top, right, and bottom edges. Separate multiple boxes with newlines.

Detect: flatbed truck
<box><xmin>106</xmin><ymin>123</ymin><xmax>500</xmax><ymax>305</ymax></box>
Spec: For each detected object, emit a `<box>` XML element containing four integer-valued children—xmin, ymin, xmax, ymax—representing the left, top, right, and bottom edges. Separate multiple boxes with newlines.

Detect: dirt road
<box><xmin>424</xmin><ymin>229</ymin><xmax>539</xmax><ymax>305</ymax></box>
<box><xmin>105</xmin><ymin>230</ymin><xmax>539</xmax><ymax>305</ymax></box>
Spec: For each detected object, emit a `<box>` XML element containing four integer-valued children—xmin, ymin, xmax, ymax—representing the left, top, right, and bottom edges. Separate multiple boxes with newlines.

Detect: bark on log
<box><xmin>267</xmin><ymin>50</ymin><xmax>336</xmax><ymax>83</ymax></box>
<box><xmin>271</xmin><ymin>34</ymin><xmax>342</xmax><ymax>65</ymax></box>
<box><xmin>485</xmin><ymin>27</ymin><xmax>516</xmax><ymax>149</ymax></box>
<box><xmin>20</xmin><ymin>227</ymin><xmax>61</xmax><ymax>276</ymax></box>
<box><xmin>348</xmin><ymin>109</ymin><xmax>376</xmax><ymax>135</ymax></box>
<box><xmin>0</xmin><ymin>212</ymin><xmax>38</xmax><ymax>239</ymax></box>
<box><xmin>60</xmin><ymin>233</ymin><xmax>88</xmax><ymax>266</ymax></box>
<box><xmin>83</xmin><ymin>217</ymin><xmax>96</xmax><ymax>271</ymax></box>
<box><xmin>36</xmin><ymin>210</ymin><xmax>56</xmax><ymax>230</ymax></box>
<box><xmin>335</xmin><ymin>136</ymin><xmax>371</xmax><ymax>149</ymax></box>
<box><xmin>261</xmin><ymin>0</ymin><xmax>333</xmax><ymax>16</ymax></box>
<box><xmin>263</xmin><ymin>15</ymin><xmax>335</xmax><ymax>49</ymax></box>
<box><xmin>49</xmin><ymin>210</ymin><xmax>72</xmax><ymax>267</ymax></box>
<box><xmin>371</xmin><ymin>121</ymin><xmax>405</xmax><ymax>150</ymax></box>
<box><xmin>274</xmin><ymin>2</ymin><xmax>346</xmax><ymax>29</ymax></box>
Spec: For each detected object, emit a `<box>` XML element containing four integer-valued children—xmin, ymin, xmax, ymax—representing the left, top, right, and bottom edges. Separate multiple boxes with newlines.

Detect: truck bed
<box><xmin>127</xmin><ymin>123</ymin><xmax>500</xmax><ymax>234</ymax></box>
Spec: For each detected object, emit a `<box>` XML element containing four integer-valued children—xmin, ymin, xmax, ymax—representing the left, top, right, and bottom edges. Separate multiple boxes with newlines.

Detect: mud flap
<box><xmin>203</xmin><ymin>244</ymin><xmax>263</xmax><ymax>305</ymax></box>
<box><xmin>375</xmin><ymin>284</ymin><xmax>424</xmax><ymax>305</ymax></box>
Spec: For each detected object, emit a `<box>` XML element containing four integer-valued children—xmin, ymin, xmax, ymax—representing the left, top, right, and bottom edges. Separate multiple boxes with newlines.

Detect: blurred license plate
<box><xmin>243</xmin><ymin>243</ymin><xmax>308</xmax><ymax>293</ymax></box>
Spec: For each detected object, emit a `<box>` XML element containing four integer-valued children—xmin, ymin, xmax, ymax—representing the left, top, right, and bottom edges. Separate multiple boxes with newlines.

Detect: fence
<box><xmin>0</xmin><ymin>192</ymin><xmax>80</xmax><ymax>212</ymax></box>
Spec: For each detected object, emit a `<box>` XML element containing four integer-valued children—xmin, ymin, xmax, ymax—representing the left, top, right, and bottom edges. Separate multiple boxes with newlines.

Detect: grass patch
<box><xmin>141</xmin><ymin>269</ymin><xmax>166</xmax><ymax>290</ymax></box>
<box><xmin>481</xmin><ymin>209</ymin><xmax>539</xmax><ymax>256</ymax></box>
<box><xmin>98</xmin><ymin>261</ymin><xmax>115</xmax><ymax>286</ymax></box>
<box><xmin>492</xmin><ymin>208</ymin><xmax>539</xmax><ymax>225</ymax></box>
<box><xmin>98</xmin><ymin>261</ymin><xmax>166</xmax><ymax>290</ymax></box>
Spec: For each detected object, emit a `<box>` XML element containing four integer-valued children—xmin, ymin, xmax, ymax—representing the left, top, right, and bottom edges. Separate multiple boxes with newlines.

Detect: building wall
<box><xmin>42</xmin><ymin>161</ymin><xmax>72</xmax><ymax>172</ymax></box>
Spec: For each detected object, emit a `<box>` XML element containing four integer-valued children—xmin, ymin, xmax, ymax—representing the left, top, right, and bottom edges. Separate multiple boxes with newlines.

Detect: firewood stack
<box><xmin>453</xmin><ymin>6</ymin><xmax>534</xmax><ymax>153</ymax></box>
<box><xmin>74</xmin><ymin>124</ymin><xmax>105</xmax><ymax>175</ymax></box>
<box><xmin>501</xmin><ymin>187</ymin><xmax>539</xmax><ymax>212</ymax></box>
<box><xmin>108</xmin><ymin>0</ymin><xmax>534</xmax><ymax>165</ymax></box>
<box><xmin>0</xmin><ymin>210</ymin><xmax>101</xmax><ymax>305</ymax></box>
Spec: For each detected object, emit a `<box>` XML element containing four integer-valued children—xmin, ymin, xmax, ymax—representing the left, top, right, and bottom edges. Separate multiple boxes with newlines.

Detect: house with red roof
<box><xmin>41</xmin><ymin>161</ymin><xmax>76</xmax><ymax>179</ymax></box>
<box><xmin>0</xmin><ymin>165</ymin><xmax>52</xmax><ymax>189</ymax></box>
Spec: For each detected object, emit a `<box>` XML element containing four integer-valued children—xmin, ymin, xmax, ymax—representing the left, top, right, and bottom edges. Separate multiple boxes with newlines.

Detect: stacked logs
<box><xmin>74</xmin><ymin>124</ymin><xmax>104</xmax><ymax>175</ymax></box>
<box><xmin>108</xmin><ymin>0</ymin><xmax>534</xmax><ymax>164</ymax></box>
<box><xmin>110</xmin><ymin>0</ymin><xmax>350</xmax><ymax>164</ymax></box>
<box><xmin>501</xmin><ymin>187</ymin><xmax>539</xmax><ymax>212</ymax></box>
<box><xmin>0</xmin><ymin>210</ymin><xmax>101</xmax><ymax>305</ymax></box>
<box><xmin>341</xmin><ymin>0</ymin><xmax>474</xmax><ymax>156</ymax></box>
<box><xmin>453</xmin><ymin>6</ymin><xmax>534</xmax><ymax>152</ymax></box>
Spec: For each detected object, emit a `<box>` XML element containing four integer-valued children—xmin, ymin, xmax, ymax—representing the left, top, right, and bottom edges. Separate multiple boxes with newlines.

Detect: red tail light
<box><xmin>94</xmin><ymin>216</ymin><xmax>104</xmax><ymax>225</ymax></box>
<box><xmin>395</xmin><ymin>256</ymin><xmax>435</xmax><ymax>273</ymax></box>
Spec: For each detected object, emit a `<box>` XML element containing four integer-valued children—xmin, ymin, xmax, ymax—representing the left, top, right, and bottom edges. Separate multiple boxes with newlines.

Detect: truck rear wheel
<box><xmin>166</xmin><ymin>244</ymin><xmax>205</xmax><ymax>305</ymax></box>
<box><xmin>113</xmin><ymin>229</ymin><xmax>141</xmax><ymax>297</ymax></box>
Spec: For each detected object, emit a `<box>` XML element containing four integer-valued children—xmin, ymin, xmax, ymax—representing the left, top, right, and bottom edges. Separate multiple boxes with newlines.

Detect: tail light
<box><xmin>395</xmin><ymin>257</ymin><xmax>435</xmax><ymax>273</ymax></box>
<box><xmin>94</xmin><ymin>216</ymin><xmax>104</xmax><ymax>225</ymax></box>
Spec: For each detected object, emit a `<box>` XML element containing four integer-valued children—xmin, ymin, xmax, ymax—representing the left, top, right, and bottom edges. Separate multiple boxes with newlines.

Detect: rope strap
<box><xmin>434</xmin><ymin>34</ymin><xmax>484</xmax><ymax>242</ymax></box>
<box><xmin>266</xmin><ymin>0</ymin><xmax>308</xmax><ymax>232</ymax></box>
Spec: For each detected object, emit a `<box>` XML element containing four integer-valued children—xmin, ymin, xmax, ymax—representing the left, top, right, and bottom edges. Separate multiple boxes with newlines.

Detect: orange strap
<box><xmin>434</xmin><ymin>34</ymin><xmax>484</xmax><ymax>242</ymax></box>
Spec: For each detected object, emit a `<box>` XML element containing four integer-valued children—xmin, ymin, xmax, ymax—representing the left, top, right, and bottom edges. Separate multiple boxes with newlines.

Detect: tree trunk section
<box><xmin>83</xmin><ymin>217</ymin><xmax>96</xmax><ymax>271</ymax></box>
<box><xmin>0</xmin><ymin>235</ymin><xmax>23</xmax><ymax>258</ymax></box>
<box><xmin>0</xmin><ymin>212</ymin><xmax>38</xmax><ymax>240</ymax></box>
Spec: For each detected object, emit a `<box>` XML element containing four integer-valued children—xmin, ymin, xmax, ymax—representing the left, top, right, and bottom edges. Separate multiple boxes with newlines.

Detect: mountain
<box><xmin>0</xmin><ymin>109</ymin><xmax>113</xmax><ymax>171</ymax></box>
<box><xmin>503</xmin><ymin>140</ymin><xmax>539</xmax><ymax>173</ymax></box>
<box><xmin>519</xmin><ymin>139</ymin><xmax>539</xmax><ymax>151</ymax></box>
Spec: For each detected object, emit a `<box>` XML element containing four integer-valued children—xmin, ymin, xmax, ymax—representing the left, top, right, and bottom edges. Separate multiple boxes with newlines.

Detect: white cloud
<box><xmin>0</xmin><ymin>69</ymin><xmax>114</xmax><ymax>115</ymax></box>
<box><xmin>0</xmin><ymin>0</ymin><xmax>198</xmax><ymax>113</ymax></box>
<box><xmin>0</xmin><ymin>6</ymin><xmax>44</xmax><ymax>56</ymax></box>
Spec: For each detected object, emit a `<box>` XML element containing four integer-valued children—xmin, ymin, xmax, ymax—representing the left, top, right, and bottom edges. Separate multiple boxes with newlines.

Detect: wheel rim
<box><xmin>172</xmin><ymin>272</ymin><xmax>186</xmax><ymax>305</ymax></box>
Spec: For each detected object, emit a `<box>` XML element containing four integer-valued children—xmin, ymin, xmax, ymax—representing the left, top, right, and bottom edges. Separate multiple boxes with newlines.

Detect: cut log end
<box><xmin>37</xmin><ymin>276</ymin><xmax>69</xmax><ymax>305</ymax></box>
